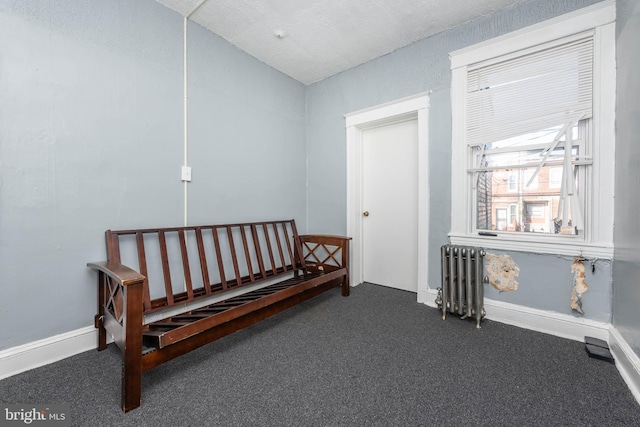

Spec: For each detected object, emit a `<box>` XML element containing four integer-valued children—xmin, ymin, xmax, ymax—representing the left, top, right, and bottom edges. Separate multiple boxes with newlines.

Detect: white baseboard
<box><xmin>0</xmin><ymin>278</ymin><xmax>295</xmax><ymax>381</ymax></box>
<box><xmin>417</xmin><ymin>288</ymin><xmax>429</xmax><ymax>304</ymax></box>
<box><xmin>609</xmin><ymin>326</ymin><xmax>640</xmax><ymax>404</ymax></box>
<box><xmin>0</xmin><ymin>326</ymin><xmax>97</xmax><ymax>380</ymax></box>
<box><xmin>423</xmin><ymin>288</ymin><xmax>610</xmax><ymax>342</ymax></box>
<box><xmin>483</xmin><ymin>298</ymin><xmax>611</xmax><ymax>342</ymax></box>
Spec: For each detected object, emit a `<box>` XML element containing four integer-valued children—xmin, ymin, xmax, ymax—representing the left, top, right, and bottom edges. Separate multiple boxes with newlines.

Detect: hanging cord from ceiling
<box><xmin>182</xmin><ymin>0</ymin><xmax>209</xmax><ymax>226</ymax></box>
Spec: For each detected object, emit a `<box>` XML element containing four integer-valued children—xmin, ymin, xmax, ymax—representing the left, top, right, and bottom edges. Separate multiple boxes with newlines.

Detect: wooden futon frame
<box><xmin>87</xmin><ymin>219</ymin><xmax>350</xmax><ymax>412</ymax></box>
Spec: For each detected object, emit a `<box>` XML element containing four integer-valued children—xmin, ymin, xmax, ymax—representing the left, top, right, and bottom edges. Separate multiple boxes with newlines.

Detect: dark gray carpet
<box><xmin>2</xmin><ymin>283</ymin><xmax>639</xmax><ymax>426</ymax></box>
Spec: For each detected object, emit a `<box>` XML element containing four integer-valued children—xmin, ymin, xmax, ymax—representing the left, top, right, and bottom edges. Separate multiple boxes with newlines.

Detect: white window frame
<box><xmin>449</xmin><ymin>0</ymin><xmax>615</xmax><ymax>258</ymax></box>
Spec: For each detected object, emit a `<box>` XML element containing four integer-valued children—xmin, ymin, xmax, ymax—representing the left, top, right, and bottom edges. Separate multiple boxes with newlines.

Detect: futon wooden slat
<box><xmin>273</xmin><ymin>223</ymin><xmax>288</xmax><ymax>272</ymax></box>
<box><xmin>135</xmin><ymin>232</ymin><xmax>152</xmax><ymax>311</ymax></box>
<box><xmin>226</xmin><ymin>226</ymin><xmax>242</xmax><ymax>288</ymax></box>
<box><xmin>262</xmin><ymin>223</ymin><xmax>278</xmax><ymax>276</ymax></box>
<box><xmin>158</xmin><ymin>231</ymin><xmax>174</xmax><ymax>306</ymax></box>
<box><xmin>195</xmin><ymin>227</ymin><xmax>212</xmax><ymax>295</ymax></box>
<box><xmin>251</xmin><ymin>224</ymin><xmax>267</xmax><ymax>279</ymax></box>
<box><xmin>107</xmin><ymin>231</ymin><xmax>121</xmax><ymax>264</ymax></box>
<box><xmin>291</xmin><ymin>220</ymin><xmax>307</xmax><ymax>274</ymax></box>
<box><xmin>211</xmin><ymin>227</ymin><xmax>228</xmax><ymax>291</ymax></box>
<box><xmin>148</xmin><ymin>321</ymin><xmax>192</xmax><ymax>329</ymax></box>
<box><xmin>282</xmin><ymin>222</ymin><xmax>295</xmax><ymax>271</ymax></box>
<box><xmin>186</xmin><ymin>307</ymin><xmax>227</xmax><ymax>314</ymax></box>
<box><xmin>239</xmin><ymin>226</ymin><xmax>255</xmax><ymax>283</ymax></box>
<box><xmin>178</xmin><ymin>230</ymin><xmax>194</xmax><ymax>302</ymax></box>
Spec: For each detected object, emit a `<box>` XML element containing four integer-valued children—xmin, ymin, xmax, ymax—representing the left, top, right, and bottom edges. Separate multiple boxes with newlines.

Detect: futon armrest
<box><xmin>87</xmin><ymin>261</ymin><xmax>145</xmax><ymax>287</ymax></box>
<box><xmin>297</xmin><ymin>235</ymin><xmax>351</xmax><ymax>271</ymax></box>
<box><xmin>298</xmin><ymin>234</ymin><xmax>351</xmax><ymax>245</ymax></box>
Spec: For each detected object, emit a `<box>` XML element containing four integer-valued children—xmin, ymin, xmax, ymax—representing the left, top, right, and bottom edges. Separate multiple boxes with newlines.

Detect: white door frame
<box><xmin>345</xmin><ymin>92</ymin><xmax>430</xmax><ymax>303</ymax></box>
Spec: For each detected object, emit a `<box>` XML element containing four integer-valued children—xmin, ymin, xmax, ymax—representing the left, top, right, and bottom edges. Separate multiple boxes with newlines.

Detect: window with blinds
<box><xmin>466</xmin><ymin>33</ymin><xmax>595</xmax><ymax>237</ymax></box>
<box><xmin>449</xmin><ymin>0</ymin><xmax>616</xmax><ymax>257</ymax></box>
<box><xmin>466</xmin><ymin>33</ymin><xmax>594</xmax><ymax>147</ymax></box>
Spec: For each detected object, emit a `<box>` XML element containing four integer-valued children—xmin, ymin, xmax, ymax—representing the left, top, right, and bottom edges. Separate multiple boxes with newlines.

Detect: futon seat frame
<box><xmin>87</xmin><ymin>219</ymin><xmax>350</xmax><ymax>412</ymax></box>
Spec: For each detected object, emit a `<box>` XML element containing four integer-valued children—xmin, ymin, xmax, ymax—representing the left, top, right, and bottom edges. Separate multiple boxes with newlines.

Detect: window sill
<box><xmin>448</xmin><ymin>232</ymin><xmax>613</xmax><ymax>258</ymax></box>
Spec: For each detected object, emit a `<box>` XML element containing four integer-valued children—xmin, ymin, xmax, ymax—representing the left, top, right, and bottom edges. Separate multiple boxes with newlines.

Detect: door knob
<box><xmin>363</xmin><ymin>211</ymin><xmax>369</xmax><ymax>217</ymax></box>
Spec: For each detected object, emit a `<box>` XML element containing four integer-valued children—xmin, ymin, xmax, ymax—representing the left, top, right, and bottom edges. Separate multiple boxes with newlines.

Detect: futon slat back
<box><xmin>106</xmin><ymin>220</ymin><xmax>305</xmax><ymax>314</ymax></box>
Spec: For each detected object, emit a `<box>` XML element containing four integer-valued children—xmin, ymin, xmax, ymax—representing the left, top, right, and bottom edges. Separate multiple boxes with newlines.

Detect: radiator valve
<box><xmin>435</xmin><ymin>287</ymin><xmax>443</xmax><ymax>310</ymax></box>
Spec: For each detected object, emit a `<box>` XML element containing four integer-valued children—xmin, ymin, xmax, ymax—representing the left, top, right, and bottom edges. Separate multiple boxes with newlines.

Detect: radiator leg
<box><xmin>441</xmin><ymin>245</ymin><xmax>448</xmax><ymax>320</ymax></box>
<box><xmin>449</xmin><ymin>246</ymin><xmax>456</xmax><ymax>315</ymax></box>
<box><xmin>456</xmin><ymin>248</ymin><xmax>464</xmax><ymax>316</ymax></box>
<box><xmin>475</xmin><ymin>250</ymin><xmax>484</xmax><ymax>329</ymax></box>
<box><xmin>465</xmin><ymin>248</ymin><xmax>473</xmax><ymax>319</ymax></box>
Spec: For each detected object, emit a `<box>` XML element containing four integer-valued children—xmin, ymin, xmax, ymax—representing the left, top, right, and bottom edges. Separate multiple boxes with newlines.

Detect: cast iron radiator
<box><xmin>436</xmin><ymin>244</ymin><xmax>486</xmax><ymax>328</ymax></box>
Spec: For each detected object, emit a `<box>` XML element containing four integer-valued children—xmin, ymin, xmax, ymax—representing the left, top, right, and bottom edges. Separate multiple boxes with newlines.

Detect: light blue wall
<box><xmin>305</xmin><ymin>0</ymin><xmax>611</xmax><ymax>321</ymax></box>
<box><xmin>187</xmin><ymin>23</ymin><xmax>306</xmax><ymax>225</ymax></box>
<box><xmin>0</xmin><ymin>0</ymin><xmax>627</xmax><ymax>351</ymax></box>
<box><xmin>613</xmin><ymin>0</ymin><xmax>640</xmax><ymax>355</ymax></box>
<box><xmin>0</xmin><ymin>0</ymin><xmax>305</xmax><ymax>350</ymax></box>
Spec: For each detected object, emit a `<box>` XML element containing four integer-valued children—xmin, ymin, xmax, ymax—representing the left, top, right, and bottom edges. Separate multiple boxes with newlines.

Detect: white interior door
<box><xmin>362</xmin><ymin>118</ymin><xmax>418</xmax><ymax>292</ymax></box>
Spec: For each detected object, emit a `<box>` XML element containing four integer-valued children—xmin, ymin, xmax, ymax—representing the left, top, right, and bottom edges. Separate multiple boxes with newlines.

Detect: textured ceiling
<box><xmin>157</xmin><ymin>0</ymin><xmax>525</xmax><ymax>84</ymax></box>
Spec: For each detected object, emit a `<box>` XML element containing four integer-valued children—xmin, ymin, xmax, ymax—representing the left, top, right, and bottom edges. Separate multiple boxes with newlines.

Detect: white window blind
<box><xmin>465</xmin><ymin>33</ymin><xmax>594</xmax><ymax>147</ymax></box>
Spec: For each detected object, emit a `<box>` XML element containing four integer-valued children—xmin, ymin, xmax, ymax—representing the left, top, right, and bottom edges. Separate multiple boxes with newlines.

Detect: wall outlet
<box><xmin>181</xmin><ymin>166</ymin><xmax>192</xmax><ymax>182</ymax></box>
